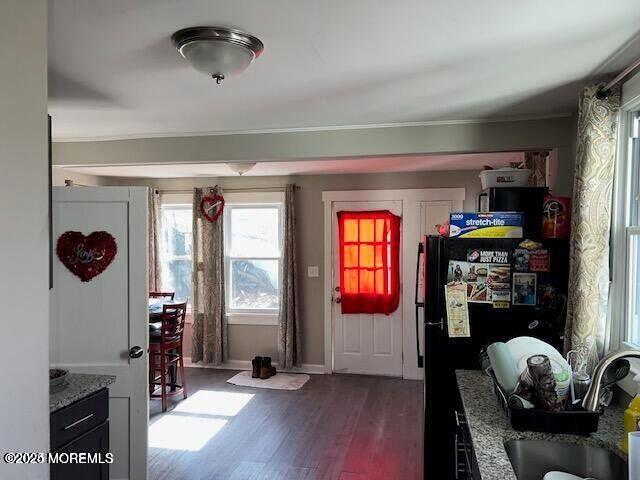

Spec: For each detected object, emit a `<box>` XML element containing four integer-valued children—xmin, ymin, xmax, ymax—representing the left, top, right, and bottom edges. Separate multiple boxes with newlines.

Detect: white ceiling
<box><xmin>58</xmin><ymin>151</ymin><xmax>525</xmax><ymax>178</ymax></box>
<box><xmin>49</xmin><ymin>0</ymin><xmax>640</xmax><ymax>141</ymax></box>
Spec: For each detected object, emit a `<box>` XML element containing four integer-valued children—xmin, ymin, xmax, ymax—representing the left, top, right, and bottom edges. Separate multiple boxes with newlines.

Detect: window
<box><xmin>224</xmin><ymin>193</ymin><xmax>283</xmax><ymax>323</ymax></box>
<box><xmin>160</xmin><ymin>204</ymin><xmax>193</xmax><ymax>302</ymax></box>
<box><xmin>623</xmin><ymin>112</ymin><xmax>640</xmax><ymax>347</ymax></box>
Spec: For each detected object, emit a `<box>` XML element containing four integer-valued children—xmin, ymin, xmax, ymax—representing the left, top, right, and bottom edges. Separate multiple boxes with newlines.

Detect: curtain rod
<box><xmin>597</xmin><ymin>56</ymin><xmax>640</xmax><ymax>99</ymax></box>
<box><xmin>159</xmin><ymin>185</ymin><xmax>300</xmax><ymax>194</ymax></box>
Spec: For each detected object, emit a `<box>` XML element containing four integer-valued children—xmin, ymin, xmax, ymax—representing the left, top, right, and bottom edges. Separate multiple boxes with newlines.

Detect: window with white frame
<box><xmin>623</xmin><ymin>111</ymin><xmax>640</xmax><ymax>347</ymax></box>
<box><xmin>224</xmin><ymin>195</ymin><xmax>283</xmax><ymax>322</ymax></box>
<box><xmin>160</xmin><ymin>204</ymin><xmax>193</xmax><ymax>302</ymax></box>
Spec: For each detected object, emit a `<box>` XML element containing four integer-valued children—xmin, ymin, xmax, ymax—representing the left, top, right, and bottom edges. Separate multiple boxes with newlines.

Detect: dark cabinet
<box><xmin>454</xmin><ymin>389</ymin><xmax>480</xmax><ymax>480</ymax></box>
<box><xmin>50</xmin><ymin>422</ymin><xmax>109</xmax><ymax>480</ymax></box>
<box><xmin>50</xmin><ymin>388</ymin><xmax>110</xmax><ymax>480</ymax></box>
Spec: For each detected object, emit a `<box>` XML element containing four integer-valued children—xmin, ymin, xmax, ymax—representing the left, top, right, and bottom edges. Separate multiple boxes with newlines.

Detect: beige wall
<box><xmin>0</xmin><ymin>1</ymin><xmax>49</xmax><ymax>478</ymax></box>
<box><xmin>52</xmin><ymin>166</ymin><xmax>104</xmax><ymax>187</ymax></box>
<box><xmin>53</xmin><ymin>116</ymin><xmax>576</xmax><ymax>170</ymax></box>
<box><xmin>180</xmin><ymin>322</ymin><xmax>278</xmax><ymax>363</ymax></box>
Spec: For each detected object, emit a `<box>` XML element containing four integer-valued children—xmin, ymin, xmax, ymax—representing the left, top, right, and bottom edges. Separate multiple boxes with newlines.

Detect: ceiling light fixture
<box><xmin>227</xmin><ymin>162</ymin><xmax>256</xmax><ymax>176</ymax></box>
<box><xmin>172</xmin><ymin>26</ymin><xmax>264</xmax><ymax>85</ymax></box>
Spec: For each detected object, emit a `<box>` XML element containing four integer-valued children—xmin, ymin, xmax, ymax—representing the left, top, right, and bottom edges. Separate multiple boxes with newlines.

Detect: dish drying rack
<box><xmin>487</xmin><ymin>367</ymin><xmax>602</xmax><ymax>435</ymax></box>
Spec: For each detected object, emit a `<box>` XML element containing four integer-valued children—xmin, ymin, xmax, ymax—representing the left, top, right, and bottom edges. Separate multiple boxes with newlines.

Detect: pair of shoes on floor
<box><xmin>251</xmin><ymin>356</ymin><xmax>276</xmax><ymax>379</ymax></box>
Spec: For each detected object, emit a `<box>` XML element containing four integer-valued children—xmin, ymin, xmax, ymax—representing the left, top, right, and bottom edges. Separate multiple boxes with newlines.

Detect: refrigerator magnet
<box><xmin>529</xmin><ymin>249</ymin><xmax>551</xmax><ymax>272</ymax></box>
<box><xmin>491</xmin><ymin>289</ymin><xmax>511</xmax><ymax>309</ymax></box>
<box><xmin>512</xmin><ymin>273</ymin><xmax>537</xmax><ymax>306</ymax></box>
<box><xmin>444</xmin><ymin>282</ymin><xmax>471</xmax><ymax>338</ymax></box>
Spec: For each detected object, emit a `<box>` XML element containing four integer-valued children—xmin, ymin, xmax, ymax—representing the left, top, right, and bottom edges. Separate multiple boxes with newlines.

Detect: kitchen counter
<box><xmin>50</xmin><ymin>373</ymin><xmax>115</xmax><ymax>413</ymax></box>
<box><xmin>456</xmin><ymin>370</ymin><xmax>626</xmax><ymax>480</ymax></box>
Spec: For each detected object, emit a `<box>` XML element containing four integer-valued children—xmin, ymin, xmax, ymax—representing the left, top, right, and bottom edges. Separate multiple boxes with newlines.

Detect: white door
<box><xmin>51</xmin><ymin>187</ymin><xmax>148</xmax><ymax>480</ymax></box>
<box><xmin>420</xmin><ymin>200</ymin><xmax>457</xmax><ymax>237</ymax></box>
<box><xmin>332</xmin><ymin>200</ymin><xmax>403</xmax><ymax>376</ymax></box>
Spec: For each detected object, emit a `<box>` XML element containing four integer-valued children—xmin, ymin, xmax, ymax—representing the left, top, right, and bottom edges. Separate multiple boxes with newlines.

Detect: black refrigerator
<box><xmin>418</xmin><ymin>235</ymin><xmax>569</xmax><ymax>479</ymax></box>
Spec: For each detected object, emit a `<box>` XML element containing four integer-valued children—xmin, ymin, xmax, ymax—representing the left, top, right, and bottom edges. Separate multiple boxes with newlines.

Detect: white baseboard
<box><xmin>183</xmin><ymin>357</ymin><xmax>325</xmax><ymax>375</ymax></box>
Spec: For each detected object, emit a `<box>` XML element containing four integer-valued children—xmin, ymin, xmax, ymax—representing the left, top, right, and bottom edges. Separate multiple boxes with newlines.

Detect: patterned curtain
<box><xmin>524</xmin><ymin>150</ymin><xmax>549</xmax><ymax>187</ymax></box>
<box><xmin>191</xmin><ymin>186</ymin><xmax>227</xmax><ymax>365</ymax></box>
<box><xmin>564</xmin><ymin>83</ymin><xmax>620</xmax><ymax>371</ymax></box>
<box><xmin>148</xmin><ymin>188</ymin><xmax>162</xmax><ymax>292</ymax></box>
<box><xmin>278</xmin><ymin>185</ymin><xmax>302</xmax><ymax>369</ymax></box>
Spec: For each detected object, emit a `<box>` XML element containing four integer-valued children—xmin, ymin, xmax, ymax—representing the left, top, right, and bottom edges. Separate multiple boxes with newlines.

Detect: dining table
<box><xmin>148</xmin><ymin>298</ymin><xmax>185</xmax><ymax>391</ymax></box>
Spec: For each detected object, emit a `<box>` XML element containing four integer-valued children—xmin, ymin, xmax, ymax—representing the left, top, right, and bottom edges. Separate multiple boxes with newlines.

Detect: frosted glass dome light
<box><xmin>172</xmin><ymin>27</ymin><xmax>264</xmax><ymax>84</ymax></box>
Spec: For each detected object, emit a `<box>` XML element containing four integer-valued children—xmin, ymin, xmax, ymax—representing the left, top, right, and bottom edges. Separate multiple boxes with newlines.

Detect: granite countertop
<box><xmin>50</xmin><ymin>373</ymin><xmax>116</xmax><ymax>413</ymax></box>
<box><xmin>456</xmin><ymin>370</ymin><xmax>626</xmax><ymax>480</ymax></box>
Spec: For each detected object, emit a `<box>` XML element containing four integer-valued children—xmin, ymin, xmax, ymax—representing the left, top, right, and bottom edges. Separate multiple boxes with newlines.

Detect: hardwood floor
<box><xmin>149</xmin><ymin>367</ymin><xmax>423</xmax><ymax>480</ymax></box>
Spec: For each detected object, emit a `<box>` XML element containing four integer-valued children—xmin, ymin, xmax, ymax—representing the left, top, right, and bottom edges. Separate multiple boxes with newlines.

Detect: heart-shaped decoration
<box><xmin>200</xmin><ymin>194</ymin><xmax>225</xmax><ymax>223</ymax></box>
<box><xmin>56</xmin><ymin>231</ymin><xmax>118</xmax><ymax>282</ymax></box>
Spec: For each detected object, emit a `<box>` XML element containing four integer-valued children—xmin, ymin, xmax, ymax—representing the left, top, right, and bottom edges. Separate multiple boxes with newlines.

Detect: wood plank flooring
<box><xmin>149</xmin><ymin>368</ymin><xmax>423</xmax><ymax>480</ymax></box>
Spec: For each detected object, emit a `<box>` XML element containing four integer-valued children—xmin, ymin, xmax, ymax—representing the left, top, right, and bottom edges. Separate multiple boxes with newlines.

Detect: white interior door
<box><xmin>420</xmin><ymin>200</ymin><xmax>457</xmax><ymax>236</ymax></box>
<box><xmin>51</xmin><ymin>187</ymin><xmax>148</xmax><ymax>480</ymax></box>
<box><xmin>332</xmin><ymin>200</ymin><xmax>403</xmax><ymax>376</ymax></box>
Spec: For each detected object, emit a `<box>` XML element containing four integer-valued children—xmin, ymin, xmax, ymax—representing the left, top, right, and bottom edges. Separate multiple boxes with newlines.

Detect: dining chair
<box><xmin>149</xmin><ymin>292</ymin><xmax>175</xmax><ymax>300</ymax></box>
<box><xmin>148</xmin><ymin>301</ymin><xmax>188</xmax><ymax>411</ymax></box>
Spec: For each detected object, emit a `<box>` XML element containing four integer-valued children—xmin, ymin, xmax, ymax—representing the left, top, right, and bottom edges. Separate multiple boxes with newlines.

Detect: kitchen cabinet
<box><xmin>50</xmin><ymin>388</ymin><xmax>109</xmax><ymax>480</ymax></box>
<box><xmin>454</xmin><ymin>389</ymin><xmax>480</xmax><ymax>480</ymax></box>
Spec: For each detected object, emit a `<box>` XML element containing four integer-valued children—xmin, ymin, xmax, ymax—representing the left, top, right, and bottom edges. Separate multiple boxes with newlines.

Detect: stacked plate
<box><xmin>505</xmin><ymin>337</ymin><xmax>572</xmax><ymax>401</ymax></box>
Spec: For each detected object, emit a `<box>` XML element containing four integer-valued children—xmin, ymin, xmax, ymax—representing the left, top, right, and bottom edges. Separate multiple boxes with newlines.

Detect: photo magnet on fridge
<box><xmin>512</xmin><ymin>273</ymin><xmax>537</xmax><ymax>306</ymax></box>
<box><xmin>514</xmin><ymin>249</ymin><xmax>530</xmax><ymax>272</ymax></box>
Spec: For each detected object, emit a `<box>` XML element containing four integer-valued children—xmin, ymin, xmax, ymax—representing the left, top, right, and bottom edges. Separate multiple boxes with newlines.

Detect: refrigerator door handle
<box><xmin>425</xmin><ymin>317</ymin><xmax>443</xmax><ymax>328</ymax></box>
<box><xmin>415</xmin><ymin>304</ymin><xmax>424</xmax><ymax>368</ymax></box>
<box><xmin>414</xmin><ymin>242</ymin><xmax>424</xmax><ymax>307</ymax></box>
<box><xmin>415</xmin><ymin>242</ymin><xmax>424</xmax><ymax>368</ymax></box>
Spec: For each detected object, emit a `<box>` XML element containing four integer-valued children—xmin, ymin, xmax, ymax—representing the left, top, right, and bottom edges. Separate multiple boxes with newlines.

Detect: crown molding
<box><xmin>52</xmin><ymin>112</ymin><xmax>573</xmax><ymax>143</ymax></box>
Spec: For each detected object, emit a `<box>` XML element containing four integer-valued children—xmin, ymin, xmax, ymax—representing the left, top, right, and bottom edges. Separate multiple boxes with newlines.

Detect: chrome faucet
<box><xmin>582</xmin><ymin>349</ymin><xmax>640</xmax><ymax>412</ymax></box>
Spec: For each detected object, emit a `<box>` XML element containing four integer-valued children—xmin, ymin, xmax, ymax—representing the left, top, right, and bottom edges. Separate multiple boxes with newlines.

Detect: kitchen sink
<box><xmin>504</xmin><ymin>439</ymin><xmax>627</xmax><ymax>480</ymax></box>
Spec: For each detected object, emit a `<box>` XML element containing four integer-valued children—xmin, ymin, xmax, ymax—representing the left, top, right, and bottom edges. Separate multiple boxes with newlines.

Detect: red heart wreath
<box><xmin>56</xmin><ymin>231</ymin><xmax>118</xmax><ymax>282</ymax></box>
<box><xmin>200</xmin><ymin>194</ymin><xmax>225</xmax><ymax>223</ymax></box>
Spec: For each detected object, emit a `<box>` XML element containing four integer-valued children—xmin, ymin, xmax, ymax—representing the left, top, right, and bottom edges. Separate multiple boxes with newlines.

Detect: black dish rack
<box><xmin>487</xmin><ymin>367</ymin><xmax>602</xmax><ymax>435</ymax></box>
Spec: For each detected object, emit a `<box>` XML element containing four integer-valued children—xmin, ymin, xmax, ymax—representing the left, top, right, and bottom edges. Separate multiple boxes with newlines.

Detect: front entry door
<box><xmin>331</xmin><ymin>200</ymin><xmax>403</xmax><ymax>376</ymax></box>
<box><xmin>51</xmin><ymin>187</ymin><xmax>148</xmax><ymax>480</ymax></box>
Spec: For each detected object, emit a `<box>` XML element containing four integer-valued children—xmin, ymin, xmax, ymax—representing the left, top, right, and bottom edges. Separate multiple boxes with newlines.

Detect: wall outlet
<box><xmin>307</xmin><ymin>266</ymin><xmax>319</xmax><ymax>278</ymax></box>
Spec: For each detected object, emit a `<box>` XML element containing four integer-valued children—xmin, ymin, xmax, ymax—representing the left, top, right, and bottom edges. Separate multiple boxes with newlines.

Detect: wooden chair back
<box><xmin>160</xmin><ymin>301</ymin><xmax>187</xmax><ymax>347</ymax></box>
<box><xmin>150</xmin><ymin>292</ymin><xmax>175</xmax><ymax>300</ymax></box>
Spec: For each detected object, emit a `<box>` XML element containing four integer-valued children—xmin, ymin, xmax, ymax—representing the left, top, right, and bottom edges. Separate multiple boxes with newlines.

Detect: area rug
<box><xmin>226</xmin><ymin>371</ymin><xmax>310</xmax><ymax>390</ymax></box>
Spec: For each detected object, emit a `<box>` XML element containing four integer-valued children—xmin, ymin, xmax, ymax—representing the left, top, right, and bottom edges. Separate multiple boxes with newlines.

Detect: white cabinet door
<box><xmin>331</xmin><ymin>200</ymin><xmax>403</xmax><ymax>377</ymax></box>
<box><xmin>51</xmin><ymin>187</ymin><xmax>148</xmax><ymax>480</ymax></box>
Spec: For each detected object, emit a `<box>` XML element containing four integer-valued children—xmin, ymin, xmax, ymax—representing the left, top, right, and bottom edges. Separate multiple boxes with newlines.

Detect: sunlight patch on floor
<box><xmin>149</xmin><ymin>414</ymin><xmax>227</xmax><ymax>451</ymax></box>
<box><xmin>172</xmin><ymin>390</ymin><xmax>255</xmax><ymax>417</ymax></box>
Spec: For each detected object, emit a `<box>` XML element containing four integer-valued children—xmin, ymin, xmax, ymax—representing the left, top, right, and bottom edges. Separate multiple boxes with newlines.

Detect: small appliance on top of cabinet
<box><xmin>477</xmin><ymin>187</ymin><xmax>549</xmax><ymax>239</ymax></box>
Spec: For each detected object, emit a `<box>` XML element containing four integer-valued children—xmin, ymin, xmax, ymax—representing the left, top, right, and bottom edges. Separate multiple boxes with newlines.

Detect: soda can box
<box><xmin>449</xmin><ymin>212</ymin><xmax>524</xmax><ymax>238</ymax></box>
<box><xmin>542</xmin><ymin>196</ymin><xmax>570</xmax><ymax>239</ymax></box>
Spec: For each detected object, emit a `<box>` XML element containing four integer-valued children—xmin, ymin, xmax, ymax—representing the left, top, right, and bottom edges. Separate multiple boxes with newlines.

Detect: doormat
<box><xmin>226</xmin><ymin>371</ymin><xmax>310</xmax><ymax>390</ymax></box>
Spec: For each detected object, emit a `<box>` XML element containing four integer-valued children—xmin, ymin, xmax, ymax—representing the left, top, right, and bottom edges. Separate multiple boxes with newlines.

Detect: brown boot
<box><xmin>260</xmin><ymin>357</ymin><xmax>272</xmax><ymax>379</ymax></box>
<box><xmin>252</xmin><ymin>356</ymin><xmax>262</xmax><ymax>378</ymax></box>
<box><xmin>265</xmin><ymin>357</ymin><xmax>276</xmax><ymax>376</ymax></box>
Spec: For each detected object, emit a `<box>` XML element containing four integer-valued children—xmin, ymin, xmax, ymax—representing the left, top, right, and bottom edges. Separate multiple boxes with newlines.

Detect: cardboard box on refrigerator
<box><xmin>449</xmin><ymin>212</ymin><xmax>524</xmax><ymax>238</ymax></box>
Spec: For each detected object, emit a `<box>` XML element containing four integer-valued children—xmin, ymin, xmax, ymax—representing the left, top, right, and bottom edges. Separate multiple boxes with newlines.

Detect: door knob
<box><xmin>129</xmin><ymin>346</ymin><xmax>144</xmax><ymax>359</ymax></box>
